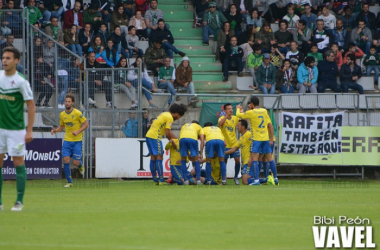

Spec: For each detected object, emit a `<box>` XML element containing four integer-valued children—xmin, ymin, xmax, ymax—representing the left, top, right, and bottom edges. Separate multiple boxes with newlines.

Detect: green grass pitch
<box><xmin>0</xmin><ymin>179</ymin><xmax>379</xmax><ymax>250</ymax></box>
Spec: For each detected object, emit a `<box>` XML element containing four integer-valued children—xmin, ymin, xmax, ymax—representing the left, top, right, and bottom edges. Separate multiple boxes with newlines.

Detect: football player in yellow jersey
<box><xmin>236</xmin><ymin>96</ymin><xmax>277</xmax><ymax>186</ymax></box>
<box><xmin>51</xmin><ymin>94</ymin><xmax>88</xmax><ymax>187</ymax></box>
<box><xmin>202</xmin><ymin>122</ymin><xmax>227</xmax><ymax>185</ymax></box>
<box><xmin>225</xmin><ymin>120</ymin><xmax>254</xmax><ymax>185</ymax></box>
<box><xmin>197</xmin><ymin>155</ymin><xmax>222</xmax><ymax>185</ymax></box>
<box><xmin>218</xmin><ymin>103</ymin><xmax>241</xmax><ymax>185</ymax></box>
<box><xmin>146</xmin><ymin>104</ymin><xmax>187</xmax><ymax>185</ymax></box>
<box><xmin>179</xmin><ymin>121</ymin><xmax>205</xmax><ymax>185</ymax></box>
<box><xmin>258</xmin><ymin>123</ymin><xmax>277</xmax><ymax>185</ymax></box>
<box><xmin>165</xmin><ymin>139</ymin><xmax>187</xmax><ymax>185</ymax></box>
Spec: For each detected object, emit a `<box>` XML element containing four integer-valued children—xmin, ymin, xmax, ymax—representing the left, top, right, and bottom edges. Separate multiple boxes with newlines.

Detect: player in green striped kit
<box><xmin>0</xmin><ymin>47</ymin><xmax>35</xmax><ymax>211</ymax></box>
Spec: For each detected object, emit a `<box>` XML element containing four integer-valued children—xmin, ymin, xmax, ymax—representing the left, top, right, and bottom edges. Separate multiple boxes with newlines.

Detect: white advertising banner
<box><xmin>280</xmin><ymin>111</ymin><xmax>344</xmax><ymax>155</ymax></box>
<box><xmin>95</xmin><ymin>138</ymin><xmax>237</xmax><ymax>178</ymax></box>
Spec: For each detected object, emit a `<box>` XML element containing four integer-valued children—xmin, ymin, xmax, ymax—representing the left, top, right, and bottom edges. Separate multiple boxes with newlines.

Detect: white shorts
<box><xmin>0</xmin><ymin>128</ymin><xmax>26</xmax><ymax>157</ymax></box>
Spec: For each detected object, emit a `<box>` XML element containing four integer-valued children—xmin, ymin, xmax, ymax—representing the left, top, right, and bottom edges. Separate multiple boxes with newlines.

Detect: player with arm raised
<box><xmin>146</xmin><ymin>104</ymin><xmax>187</xmax><ymax>185</ymax></box>
<box><xmin>225</xmin><ymin>120</ymin><xmax>253</xmax><ymax>185</ymax></box>
<box><xmin>236</xmin><ymin>96</ymin><xmax>278</xmax><ymax>186</ymax></box>
<box><xmin>0</xmin><ymin>47</ymin><xmax>35</xmax><ymax>211</ymax></box>
<box><xmin>218</xmin><ymin>103</ymin><xmax>241</xmax><ymax>185</ymax></box>
<box><xmin>179</xmin><ymin>120</ymin><xmax>204</xmax><ymax>185</ymax></box>
<box><xmin>203</xmin><ymin>122</ymin><xmax>227</xmax><ymax>185</ymax></box>
<box><xmin>51</xmin><ymin>94</ymin><xmax>88</xmax><ymax>188</ymax></box>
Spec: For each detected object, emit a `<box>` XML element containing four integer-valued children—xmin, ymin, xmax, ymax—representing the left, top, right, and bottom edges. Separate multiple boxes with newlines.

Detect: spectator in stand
<box><xmin>145</xmin><ymin>40</ymin><xmax>166</xmax><ymax>76</ymax></box>
<box><xmin>202</xmin><ymin>2</ymin><xmax>227</xmax><ymax>46</ymax></box>
<box><xmin>101</xmin><ymin>39</ymin><xmax>120</xmax><ymax>67</ymax></box>
<box><xmin>175</xmin><ymin>57</ymin><xmax>199</xmax><ymax>108</ymax></box>
<box><xmin>145</xmin><ymin>0</ymin><xmax>164</xmax><ymax>40</ymax></box>
<box><xmin>343</xmin><ymin>42</ymin><xmax>364</xmax><ymax>63</ymax></box>
<box><xmin>237</xmin><ymin>24</ymin><xmax>254</xmax><ymax>62</ymax></box>
<box><xmin>340</xmin><ymin>53</ymin><xmax>363</xmax><ymax>94</ymax></box>
<box><xmin>247</xmin><ymin>44</ymin><xmax>262</xmax><ymax>89</ymax></box>
<box><xmin>122</xmin><ymin>111</ymin><xmax>138</xmax><ymax>138</ymax></box>
<box><xmin>256</xmin><ymin>53</ymin><xmax>277</xmax><ymax>94</ymax></box>
<box><xmin>158</xmin><ymin>57</ymin><xmax>177</xmax><ymax>105</ymax></box>
<box><xmin>33</xmin><ymin>37</ymin><xmax>43</xmax><ymax>58</ymax></box>
<box><xmin>142</xmin><ymin>109</ymin><xmax>150</xmax><ymax>137</ymax></box>
<box><xmin>301</xmin><ymin>3</ymin><xmax>318</xmax><ymax>30</ymax></box>
<box><xmin>356</xmin><ymin>3</ymin><xmax>376</xmax><ymax>31</ymax></box>
<box><xmin>221</xmin><ymin>35</ymin><xmax>243</xmax><ymax>82</ymax></box>
<box><xmin>128</xmin><ymin>56</ymin><xmax>159</xmax><ymax>108</ymax></box>
<box><xmin>297</xmin><ymin>56</ymin><xmax>318</xmax><ymax>93</ymax></box>
<box><xmin>286</xmin><ymin>41</ymin><xmax>304</xmax><ymax>70</ymax></box>
<box><xmin>291</xmin><ymin>0</ymin><xmax>311</xmax><ymax>16</ymax></box>
<box><xmin>363</xmin><ymin>45</ymin><xmax>380</xmax><ymax>85</ymax></box>
<box><xmin>0</xmin><ymin>34</ymin><xmax>23</xmax><ymax>72</ymax></box>
<box><xmin>109</xmin><ymin>25</ymin><xmax>130</xmax><ymax>58</ymax></box>
<box><xmin>318</xmin><ymin>5</ymin><xmax>336</xmax><ymax>30</ymax></box>
<box><xmin>115</xmin><ymin>57</ymin><xmax>138</xmax><ymax>108</ymax></box>
<box><xmin>330</xmin><ymin>0</ymin><xmax>347</xmax><ymax>17</ymax></box>
<box><xmin>45</xmin><ymin>17</ymin><xmax>65</xmax><ymax>46</ymax></box>
<box><xmin>3</xmin><ymin>0</ymin><xmax>22</xmax><ymax>36</ymax></box>
<box><xmin>64</xmin><ymin>25</ymin><xmax>83</xmax><ymax>56</ymax></box>
<box><xmin>40</xmin><ymin>0</ymin><xmax>64</xmax><ymax>22</ymax></box>
<box><xmin>90</xmin><ymin>0</ymin><xmax>112</xmax><ymax>25</ymax></box>
<box><xmin>226</xmin><ymin>4</ymin><xmax>242</xmax><ymax>37</ymax></box>
<box><xmin>195</xmin><ymin>0</ymin><xmax>209</xmax><ymax>27</ymax></box>
<box><xmin>252</xmin><ymin>0</ymin><xmax>271</xmax><ymax>23</ymax></box>
<box><xmin>310</xmin><ymin>0</ymin><xmax>323</xmax><ymax>15</ymax></box>
<box><xmin>276</xmin><ymin>59</ymin><xmax>297</xmax><ymax>93</ymax></box>
<box><xmin>293</xmin><ymin>19</ymin><xmax>311</xmax><ymax>55</ymax></box>
<box><xmin>24</xmin><ymin>0</ymin><xmax>43</xmax><ymax>27</ymax></box>
<box><xmin>283</xmin><ymin>4</ymin><xmax>300</xmax><ymax>32</ymax></box>
<box><xmin>83</xmin><ymin>4</ymin><xmax>103</xmax><ymax>31</ymax></box>
<box><xmin>42</xmin><ymin>39</ymin><xmax>55</xmax><ymax>68</ymax></box>
<box><xmin>270</xmin><ymin>44</ymin><xmax>286</xmax><ymax>68</ymax></box>
<box><xmin>216</xmin><ymin>22</ymin><xmax>235</xmax><ymax>61</ymax></box>
<box><xmin>88</xmin><ymin>35</ymin><xmax>105</xmax><ymax>63</ymax></box>
<box><xmin>96</xmin><ymin>23</ymin><xmax>109</xmax><ymax>45</ymax></box>
<box><xmin>274</xmin><ymin>20</ymin><xmax>293</xmax><ymax>55</ymax></box>
<box><xmin>332</xmin><ymin>18</ymin><xmax>348</xmax><ymax>50</ymax></box>
<box><xmin>111</xmin><ymin>5</ymin><xmax>129</xmax><ymax>35</ymax></box>
<box><xmin>312</xmin><ymin>19</ymin><xmax>330</xmax><ymax>53</ymax></box>
<box><xmin>85</xmin><ymin>51</ymin><xmax>115</xmax><ymax>108</ymax></box>
<box><xmin>126</xmin><ymin>26</ymin><xmax>144</xmax><ymax>58</ymax></box>
<box><xmin>342</xmin><ymin>6</ymin><xmax>355</xmax><ymax>32</ymax></box>
<box><xmin>317</xmin><ymin>50</ymin><xmax>341</xmax><ymax>93</ymax></box>
<box><xmin>0</xmin><ymin>0</ymin><xmax>12</xmax><ymax>37</ymax></box>
<box><xmin>215</xmin><ymin>0</ymin><xmax>233</xmax><ymax>14</ymax></box>
<box><xmin>34</xmin><ymin>54</ymin><xmax>54</xmax><ymax>108</ymax></box>
<box><xmin>151</xmin><ymin>19</ymin><xmax>186</xmax><ymax>58</ymax></box>
<box><xmin>79</xmin><ymin>22</ymin><xmax>94</xmax><ymax>54</ymax></box>
<box><xmin>246</xmin><ymin>8</ymin><xmax>262</xmax><ymax>31</ymax></box>
<box><xmin>373</xmin><ymin>29</ymin><xmax>380</xmax><ymax>53</ymax></box>
<box><xmin>255</xmin><ymin>22</ymin><xmax>275</xmax><ymax>53</ymax></box>
<box><xmin>268</xmin><ymin>0</ymin><xmax>290</xmax><ymax>23</ymax></box>
<box><xmin>330</xmin><ymin>42</ymin><xmax>343</xmax><ymax>70</ymax></box>
<box><xmin>63</xmin><ymin>1</ymin><xmax>83</xmax><ymax>31</ymax></box>
<box><xmin>351</xmin><ymin>19</ymin><xmax>372</xmax><ymax>54</ymax></box>
<box><xmin>115</xmin><ymin>0</ymin><xmax>134</xmax><ymax>19</ymax></box>
<box><xmin>128</xmin><ymin>11</ymin><xmax>147</xmax><ymax>40</ymax></box>
<box><xmin>235</xmin><ymin>0</ymin><xmax>252</xmax><ymax>21</ymax></box>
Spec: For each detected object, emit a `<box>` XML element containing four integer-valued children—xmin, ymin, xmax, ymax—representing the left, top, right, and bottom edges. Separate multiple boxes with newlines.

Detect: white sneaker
<box><xmin>131</xmin><ymin>102</ymin><xmax>138</xmax><ymax>108</ymax></box>
<box><xmin>11</xmin><ymin>201</ymin><xmax>23</xmax><ymax>212</ymax></box>
<box><xmin>58</xmin><ymin>104</ymin><xmax>65</xmax><ymax>109</ymax></box>
<box><xmin>64</xmin><ymin>183</ymin><xmax>73</xmax><ymax>188</ymax></box>
<box><xmin>88</xmin><ymin>98</ymin><xmax>96</xmax><ymax>104</ymax></box>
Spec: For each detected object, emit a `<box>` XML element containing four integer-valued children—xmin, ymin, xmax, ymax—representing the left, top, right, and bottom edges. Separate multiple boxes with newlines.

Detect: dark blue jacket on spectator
<box><xmin>151</xmin><ymin>28</ymin><xmax>174</xmax><ymax>44</ymax></box>
<box><xmin>43</xmin><ymin>0</ymin><xmax>63</xmax><ymax>11</ymax></box>
<box><xmin>340</xmin><ymin>63</ymin><xmax>362</xmax><ymax>82</ymax></box>
<box><xmin>109</xmin><ymin>31</ymin><xmax>128</xmax><ymax>49</ymax></box>
<box><xmin>317</xmin><ymin>60</ymin><xmax>338</xmax><ymax>82</ymax></box>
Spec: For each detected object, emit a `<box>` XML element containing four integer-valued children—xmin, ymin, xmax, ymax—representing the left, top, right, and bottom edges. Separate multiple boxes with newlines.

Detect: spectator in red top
<box><xmin>63</xmin><ymin>1</ymin><xmax>83</xmax><ymax>31</ymax></box>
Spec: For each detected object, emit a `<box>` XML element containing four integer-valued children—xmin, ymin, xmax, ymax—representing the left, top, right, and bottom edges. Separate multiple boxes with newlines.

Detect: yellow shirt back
<box><xmin>165</xmin><ymin>139</ymin><xmax>181</xmax><ymax>166</ymax></box>
<box><xmin>237</xmin><ymin>108</ymin><xmax>271</xmax><ymax>141</ymax></box>
<box><xmin>211</xmin><ymin>158</ymin><xmax>221</xmax><ymax>184</ymax></box>
<box><xmin>203</xmin><ymin>126</ymin><xmax>225</xmax><ymax>142</ymax></box>
<box><xmin>237</xmin><ymin>131</ymin><xmax>252</xmax><ymax>165</ymax></box>
<box><xmin>146</xmin><ymin>112</ymin><xmax>174</xmax><ymax>140</ymax></box>
<box><xmin>59</xmin><ymin>108</ymin><xmax>87</xmax><ymax>142</ymax></box>
<box><xmin>179</xmin><ymin>123</ymin><xmax>204</xmax><ymax>140</ymax></box>
<box><xmin>218</xmin><ymin>116</ymin><xmax>239</xmax><ymax>148</ymax></box>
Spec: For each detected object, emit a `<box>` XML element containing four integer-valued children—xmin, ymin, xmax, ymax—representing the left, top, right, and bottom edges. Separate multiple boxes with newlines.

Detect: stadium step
<box><xmin>160</xmin><ymin>4</ymin><xmax>194</xmax><ymax>12</ymax></box>
<box><xmin>176</xmin><ymin>45</ymin><xmax>214</xmax><ymax>55</ymax></box>
<box><xmin>193</xmin><ymin>72</ymin><xmax>224</xmax><ymax>82</ymax></box>
<box><xmin>171</xmin><ymin>27</ymin><xmax>202</xmax><ymax>38</ymax></box>
<box><xmin>194</xmin><ymin>81</ymin><xmax>232</xmax><ymax>91</ymax></box>
<box><xmin>164</xmin><ymin>10</ymin><xmax>193</xmax><ymax>21</ymax></box>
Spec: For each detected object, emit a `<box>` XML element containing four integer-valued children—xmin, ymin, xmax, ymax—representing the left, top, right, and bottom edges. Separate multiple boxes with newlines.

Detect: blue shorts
<box><xmin>241</xmin><ymin>164</ymin><xmax>254</xmax><ymax>177</ymax></box>
<box><xmin>225</xmin><ymin>148</ymin><xmax>240</xmax><ymax>159</ymax></box>
<box><xmin>206</xmin><ymin>139</ymin><xmax>225</xmax><ymax>158</ymax></box>
<box><xmin>146</xmin><ymin>137</ymin><xmax>163</xmax><ymax>155</ymax></box>
<box><xmin>260</xmin><ymin>141</ymin><xmax>275</xmax><ymax>155</ymax></box>
<box><xmin>62</xmin><ymin>140</ymin><xmax>82</xmax><ymax>160</ymax></box>
<box><xmin>180</xmin><ymin>138</ymin><xmax>199</xmax><ymax>157</ymax></box>
<box><xmin>170</xmin><ymin>165</ymin><xmax>184</xmax><ymax>185</ymax></box>
<box><xmin>251</xmin><ymin>140</ymin><xmax>272</xmax><ymax>154</ymax></box>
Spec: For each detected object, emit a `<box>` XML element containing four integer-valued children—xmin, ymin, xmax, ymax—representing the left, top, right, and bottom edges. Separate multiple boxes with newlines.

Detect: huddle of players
<box><xmin>146</xmin><ymin>96</ymin><xmax>279</xmax><ymax>186</ymax></box>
